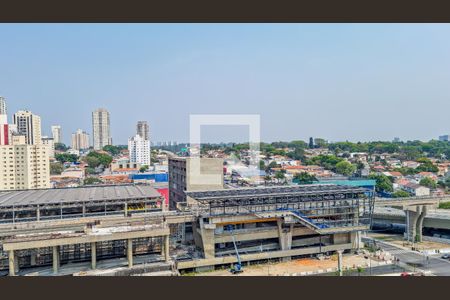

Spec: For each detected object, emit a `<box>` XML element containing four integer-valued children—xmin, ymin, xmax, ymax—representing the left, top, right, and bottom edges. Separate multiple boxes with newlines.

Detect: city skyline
<box><xmin>1</xmin><ymin>24</ymin><xmax>450</xmax><ymax>143</ymax></box>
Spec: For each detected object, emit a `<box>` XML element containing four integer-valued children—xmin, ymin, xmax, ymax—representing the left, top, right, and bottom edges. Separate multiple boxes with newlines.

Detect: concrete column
<box><xmin>124</xmin><ymin>203</ymin><xmax>128</xmax><ymax>217</ymax></box>
<box><xmin>127</xmin><ymin>239</ymin><xmax>133</xmax><ymax>268</ymax></box>
<box><xmin>198</xmin><ymin>218</ymin><xmax>216</xmax><ymax>259</ymax></box>
<box><xmin>52</xmin><ymin>246</ymin><xmax>60</xmax><ymax>274</ymax></box>
<box><xmin>91</xmin><ymin>242</ymin><xmax>96</xmax><ymax>269</ymax></box>
<box><xmin>164</xmin><ymin>235</ymin><xmax>170</xmax><ymax>262</ymax></box>
<box><xmin>416</xmin><ymin>206</ymin><xmax>427</xmax><ymax>243</ymax></box>
<box><xmin>82</xmin><ymin>204</ymin><xmax>86</xmax><ymax>217</ymax></box>
<box><xmin>30</xmin><ymin>250</ymin><xmax>37</xmax><ymax>266</ymax></box>
<box><xmin>36</xmin><ymin>206</ymin><xmax>40</xmax><ymax>221</ymax></box>
<box><xmin>337</xmin><ymin>250</ymin><xmax>343</xmax><ymax>276</ymax></box>
<box><xmin>8</xmin><ymin>250</ymin><xmax>16</xmax><ymax>276</ymax></box>
<box><xmin>277</xmin><ymin>219</ymin><xmax>293</xmax><ymax>251</ymax></box>
<box><xmin>405</xmin><ymin>207</ymin><xmax>421</xmax><ymax>243</ymax></box>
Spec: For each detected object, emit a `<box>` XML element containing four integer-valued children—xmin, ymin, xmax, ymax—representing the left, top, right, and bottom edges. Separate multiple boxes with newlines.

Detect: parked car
<box><xmin>441</xmin><ymin>254</ymin><xmax>450</xmax><ymax>259</ymax></box>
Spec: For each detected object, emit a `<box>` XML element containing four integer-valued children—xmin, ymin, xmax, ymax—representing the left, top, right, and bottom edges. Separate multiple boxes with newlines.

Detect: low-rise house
<box><xmin>400</xmin><ymin>183</ymin><xmax>430</xmax><ymax>197</ymax></box>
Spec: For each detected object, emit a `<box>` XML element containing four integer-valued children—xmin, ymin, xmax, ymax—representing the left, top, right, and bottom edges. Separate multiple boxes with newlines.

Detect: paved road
<box><xmin>365</xmin><ymin>238</ymin><xmax>450</xmax><ymax>276</ymax></box>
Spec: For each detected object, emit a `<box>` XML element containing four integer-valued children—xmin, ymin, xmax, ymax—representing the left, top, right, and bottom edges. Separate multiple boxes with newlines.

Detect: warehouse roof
<box><xmin>0</xmin><ymin>184</ymin><xmax>162</xmax><ymax>208</ymax></box>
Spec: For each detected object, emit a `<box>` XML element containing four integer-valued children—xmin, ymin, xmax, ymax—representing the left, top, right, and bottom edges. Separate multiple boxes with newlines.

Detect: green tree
<box><xmin>55</xmin><ymin>153</ymin><xmax>78</xmax><ymax>163</ymax></box>
<box><xmin>368</xmin><ymin>174</ymin><xmax>394</xmax><ymax>193</ymax></box>
<box><xmin>274</xmin><ymin>171</ymin><xmax>286</xmax><ymax>183</ymax></box>
<box><xmin>259</xmin><ymin>160</ymin><xmax>266</xmax><ymax>170</ymax></box>
<box><xmin>392</xmin><ymin>190</ymin><xmax>411</xmax><ymax>198</ymax></box>
<box><xmin>419</xmin><ymin>177</ymin><xmax>437</xmax><ymax>189</ymax></box>
<box><xmin>84</xmin><ymin>151</ymin><xmax>113</xmax><ymax>168</ymax></box>
<box><xmin>335</xmin><ymin>161</ymin><xmax>356</xmax><ymax>176</ymax></box>
<box><xmin>139</xmin><ymin>165</ymin><xmax>149</xmax><ymax>173</ymax></box>
<box><xmin>103</xmin><ymin>145</ymin><xmax>122</xmax><ymax>156</ymax></box>
<box><xmin>293</xmin><ymin>172</ymin><xmax>318</xmax><ymax>184</ymax></box>
<box><xmin>50</xmin><ymin>162</ymin><xmax>64</xmax><ymax>175</ymax></box>
<box><xmin>54</xmin><ymin>143</ymin><xmax>68</xmax><ymax>151</ymax></box>
<box><xmin>83</xmin><ymin>177</ymin><xmax>103</xmax><ymax>185</ymax></box>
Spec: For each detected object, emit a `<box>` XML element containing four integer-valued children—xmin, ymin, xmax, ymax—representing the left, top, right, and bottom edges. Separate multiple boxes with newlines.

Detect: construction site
<box><xmin>0</xmin><ymin>183</ymin><xmax>380</xmax><ymax>276</ymax></box>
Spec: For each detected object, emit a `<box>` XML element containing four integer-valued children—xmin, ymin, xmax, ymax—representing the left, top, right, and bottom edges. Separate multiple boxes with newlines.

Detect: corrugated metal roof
<box><xmin>0</xmin><ymin>185</ymin><xmax>161</xmax><ymax>207</ymax></box>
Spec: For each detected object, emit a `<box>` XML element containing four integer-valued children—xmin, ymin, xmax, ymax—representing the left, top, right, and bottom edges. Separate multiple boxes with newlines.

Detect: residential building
<box><xmin>0</xmin><ymin>144</ymin><xmax>50</xmax><ymax>191</ymax></box>
<box><xmin>439</xmin><ymin>135</ymin><xmax>449</xmax><ymax>142</ymax></box>
<box><xmin>400</xmin><ymin>183</ymin><xmax>430</xmax><ymax>197</ymax></box>
<box><xmin>0</xmin><ymin>96</ymin><xmax>6</xmax><ymax>115</ymax></box>
<box><xmin>0</xmin><ymin>114</ymin><xmax>10</xmax><ymax>146</ymax></box>
<box><xmin>128</xmin><ymin>134</ymin><xmax>151</xmax><ymax>166</ymax></box>
<box><xmin>92</xmin><ymin>108</ymin><xmax>111</xmax><ymax>150</ymax></box>
<box><xmin>168</xmin><ymin>157</ymin><xmax>224</xmax><ymax>210</ymax></box>
<box><xmin>136</xmin><ymin>121</ymin><xmax>149</xmax><ymax>140</ymax></box>
<box><xmin>11</xmin><ymin>135</ymin><xmax>26</xmax><ymax>145</ymax></box>
<box><xmin>13</xmin><ymin>110</ymin><xmax>42</xmax><ymax>145</ymax></box>
<box><xmin>51</xmin><ymin>125</ymin><xmax>62</xmax><ymax>144</ymax></box>
<box><xmin>71</xmin><ymin>129</ymin><xmax>90</xmax><ymax>150</ymax></box>
<box><xmin>41</xmin><ymin>136</ymin><xmax>55</xmax><ymax>158</ymax></box>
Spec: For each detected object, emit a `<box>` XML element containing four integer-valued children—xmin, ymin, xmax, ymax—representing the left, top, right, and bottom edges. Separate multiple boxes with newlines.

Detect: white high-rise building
<box><xmin>136</xmin><ymin>121</ymin><xmax>149</xmax><ymax>140</ymax></box>
<box><xmin>41</xmin><ymin>136</ymin><xmax>55</xmax><ymax>158</ymax></box>
<box><xmin>128</xmin><ymin>134</ymin><xmax>150</xmax><ymax>166</ymax></box>
<box><xmin>0</xmin><ymin>96</ymin><xmax>6</xmax><ymax>115</ymax></box>
<box><xmin>51</xmin><ymin>125</ymin><xmax>62</xmax><ymax>144</ymax></box>
<box><xmin>71</xmin><ymin>129</ymin><xmax>90</xmax><ymax>150</ymax></box>
<box><xmin>13</xmin><ymin>110</ymin><xmax>42</xmax><ymax>145</ymax></box>
<box><xmin>0</xmin><ymin>144</ymin><xmax>50</xmax><ymax>191</ymax></box>
<box><xmin>92</xmin><ymin>108</ymin><xmax>111</xmax><ymax>150</ymax></box>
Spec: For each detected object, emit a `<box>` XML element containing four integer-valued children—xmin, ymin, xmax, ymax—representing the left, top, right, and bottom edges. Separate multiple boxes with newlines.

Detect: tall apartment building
<box><xmin>13</xmin><ymin>110</ymin><xmax>42</xmax><ymax>145</ymax></box>
<box><xmin>51</xmin><ymin>125</ymin><xmax>62</xmax><ymax>144</ymax></box>
<box><xmin>0</xmin><ymin>96</ymin><xmax>6</xmax><ymax>115</ymax></box>
<box><xmin>136</xmin><ymin>121</ymin><xmax>149</xmax><ymax>140</ymax></box>
<box><xmin>0</xmin><ymin>115</ymin><xmax>9</xmax><ymax>146</ymax></box>
<box><xmin>92</xmin><ymin>108</ymin><xmax>111</xmax><ymax>150</ymax></box>
<box><xmin>41</xmin><ymin>136</ymin><xmax>55</xmax><ymax>158</ymax></box>
<box><xmin>0</xmin><ymin>144</ymin><xmax>50</xmax><ymax>191</ymax></box>
<box><xmin>128</xmin><ymin>134</ymin><xmax>151</xmax><ymax>166</ymax></box>
<box><xmin>439</xmin><ymin>135</ymin><xmax>449</xmax><ymax>142</ymax></box>
<box><xmin>71</xmin><ymin>129</ymin><xmax>90</xmax><ymax>150</ymax></box>
<box><xmin>168</xmin><ymin>157</ymin><xmax>224</xmax><ymax>210</ymax></box>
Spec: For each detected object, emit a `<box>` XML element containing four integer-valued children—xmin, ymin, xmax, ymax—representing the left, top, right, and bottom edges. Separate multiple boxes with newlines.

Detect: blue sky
<box><xmin>0</xmin><ymin>24</ymin><xmax>449</xmax><ymax>145</ymax></box>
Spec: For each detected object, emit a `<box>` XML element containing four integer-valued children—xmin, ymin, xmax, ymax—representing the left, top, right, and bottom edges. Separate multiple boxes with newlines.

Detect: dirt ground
<box><xmin>190</xmin><ymin>254</ymin><xmax>373</xmax><ymax>276</ymax></box>
<box><xmin>368</xmin><ymin>232</ymin><xmax>450</xmax><ymax>250</ymax></box>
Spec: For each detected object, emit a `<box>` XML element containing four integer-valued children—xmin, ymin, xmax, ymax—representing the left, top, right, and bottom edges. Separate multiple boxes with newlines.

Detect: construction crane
<box><xmin>225</xmin><ymin>225</ymin><xmax>244</xmax><ymax>274</ymax></box>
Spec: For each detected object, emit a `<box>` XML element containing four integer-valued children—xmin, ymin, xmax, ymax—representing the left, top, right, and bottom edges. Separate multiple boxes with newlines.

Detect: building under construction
<box><xmin>0</xmin><ymin>183</ymin><xmax>374</xmax><ymax>276</ymax></box>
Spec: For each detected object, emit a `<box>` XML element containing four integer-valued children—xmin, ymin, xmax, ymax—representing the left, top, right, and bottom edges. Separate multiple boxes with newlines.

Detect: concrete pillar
<box><xmin>36</xmin><ymin>206</ymin><xmax>40</xmax><ymax>221</ymax></box>
<box><xmin>91</xmin><ymin>242</ymin><xmax>97</xmax><ymax>269</ymax></box>
<box><xmin>405</xmin><ymin>206</ymin><xmax>421</xmax><ymax>243</ymax></box>
<box><xmin>8</xmin><ymin>250</ymin><xmax>17</xmax><ymax>276</ymax></box>
<box><xmin>127</xmin><ymin>239</ymin><xmax>133</xmax><ymax>268</ymax></box>
<box><xmin>337</xmin><ymin>250</ymin><xmax>343</xmax><ymax>276</ymax></box>
<box><xmin>164</xmin><ymin>235</ymin><xmax>170</xmax><ymax>262</ymax></box>
<box><xmin>82</xmin><ymin>205</ymin><xmax>86</xmax><ymax>217</ymax></box>
<box><xmin>30</xmin><ymin>250</ymin><xmax>37</xmax><ymax>266</ymax></box>
<box><xmin>52</xmin><ymin>246</ymin><xmax>60</xmax><ymax>274</ymax></box>
<box><xmin>199</xmin><ymin>218</ymin><xmax>216</xmax><ymax>259</ymax></box>
<box><xmin>124</xmin><ymin>203</ymin><xmax>128</xmax><ymax>217</ymax></box>
<box><xmin>277</xmin><ymin>219</ymin><xmax>293</xmax><ymax>251</ymax></box>
<box><xmin>416</xmin><ymin>206</ymin><xmax>427</xmax><ymax>243</ymax></box>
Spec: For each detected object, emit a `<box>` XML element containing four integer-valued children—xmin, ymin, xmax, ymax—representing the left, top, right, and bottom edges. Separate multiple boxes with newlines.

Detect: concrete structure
<box><xmin>128</xmin><ymin>134</ymin><xmax>150</xmax><ymax>166</ymax></box>
<box><xmin>0</xmin><ymin>144</ymin><xmax>50</xmax><ymax>191</ymax></box>
<box><xmin>41</xmin><ymin>136</ymin><xmax>55</xmax><ymax>158</ymax></box>
<box><xmin>136</xmin><ymin>121</ymin><xmax>149</xmax><ymax>141</ymax></box>
<box><xmin>0</xmin><ymin>114</ymin><xmax>10</xmax><ymax>146</ymax></box>
<box><xmin>51</xmin><ymin>125</ymin><xmax>62</xmax><ymax>144</ymax></box>
<box><xmin>92</xmin><ymin>108</ymin><xmax>111</xmax><ymax>150</ymax></box>
<box><xmin>13</xmin><ymin>110</ymin><xmax>42</xmax><ymax>145</ymax></box>
<box><xmin>71</xmin><ymin>129</ymin><xmax>90</xmax><ymax>150</ymax></box>
<box><xmin>0</xmin><ymin>96</ymin><xmax>6</xmax><ymax>115</ymax></box>
<box><xmin>168</xmin><ymin>157</ymin><xmax>224</xmax><ymax>210</ymax></box>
